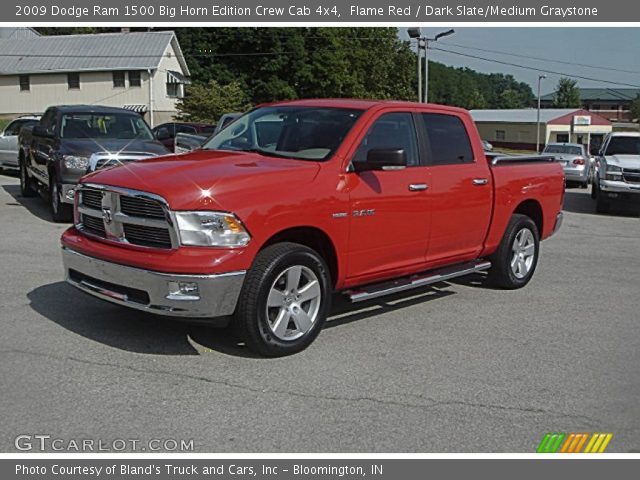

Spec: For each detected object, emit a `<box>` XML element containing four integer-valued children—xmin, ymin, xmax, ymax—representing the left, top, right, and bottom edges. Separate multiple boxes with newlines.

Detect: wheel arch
<box><xmin>260</xmin><ymin>226</ymin><xmax>339</xmax><ymax>288</ymax></box>
<box><xmin>513</xmin><ymin>199</ymin><xmax>543</xmax><ymax>236</ymax></box>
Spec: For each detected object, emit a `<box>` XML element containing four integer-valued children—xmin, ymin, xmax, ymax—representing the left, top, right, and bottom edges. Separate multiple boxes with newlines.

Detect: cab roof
<box><xmin>259</xmin><ymin>98</ymin><xmax>469</xmax><ymax>114</ymax></box>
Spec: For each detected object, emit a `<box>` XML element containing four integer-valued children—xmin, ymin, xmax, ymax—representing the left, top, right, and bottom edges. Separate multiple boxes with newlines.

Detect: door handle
<box><xmin>408</xmin><ymin>183</ymin><xmax>428</xmax><ymax>191</ymax></box>
<box><xmin>472</xmin><ymin>178</ymin><xmax>489</xmax><ymax>186</ymax></box>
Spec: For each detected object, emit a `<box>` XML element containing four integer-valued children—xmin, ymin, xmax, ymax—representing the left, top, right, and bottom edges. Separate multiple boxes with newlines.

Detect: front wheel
<box><xmin>233</xmin><ymin>242</ymin><xmax>332</xmax><ymax>357</ymax></box>
<box><xmin>49</xmin><ymin>173</ymin><xmax>73</xmax><ymax>222</ymax></box>
<box><xmin>488</xmin><ymin>214</ymin><xmax>540</xmax><ymax>289</ymax></box>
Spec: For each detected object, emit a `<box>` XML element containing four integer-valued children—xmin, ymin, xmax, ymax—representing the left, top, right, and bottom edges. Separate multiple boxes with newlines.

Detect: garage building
<box><xmin>470</xmin><ymin>108</ymin><xmax>612</xmax><ymax>151</ymax></box>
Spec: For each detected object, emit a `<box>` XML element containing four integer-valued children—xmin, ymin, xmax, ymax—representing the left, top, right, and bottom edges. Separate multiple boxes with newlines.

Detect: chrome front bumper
<box><xmin>599</xmin><ymin>179</ymin><xmax>640</xmax><ymax>195</ymax></box>
<box><xmin>62</xmin><ymin>247</ymin><xmax>245</xmax><ymax>318</ymax></box>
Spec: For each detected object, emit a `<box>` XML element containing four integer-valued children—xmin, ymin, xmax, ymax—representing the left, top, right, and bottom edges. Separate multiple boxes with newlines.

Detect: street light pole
<box><xmin>424</xmin><ymin>38</ymin><xmax>429</xmax><ymax>103</ymax></box>
<box><xmin>417</xmin><ymin>40</ymin><xmax>422</xmax><ymax>103</ymax></box>
<box><xmin>408</xmin><ymin>28</ymin><xmax>454</xmax><ymax>103</ymax></box>
<box><xmin>536</xmin><ymin>74</ymin><xmax>547</xmax><ymax>154</ymax></box>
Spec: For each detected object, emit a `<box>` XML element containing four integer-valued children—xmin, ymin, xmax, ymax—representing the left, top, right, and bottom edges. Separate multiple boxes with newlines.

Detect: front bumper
<box><xmin>62</xmin><ymin>247</ymin><xmax>246</xmax><ymax>318</ymax></box>
<box><xmin>599</xmin><ymin>179</ymin><xmax>640</xmax><ymax>197</ymax></box>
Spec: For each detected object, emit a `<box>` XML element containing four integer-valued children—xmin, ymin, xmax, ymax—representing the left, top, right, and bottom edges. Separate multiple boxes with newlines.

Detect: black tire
<box><xmin>19</xmin><ymin>155</ymin><xmax>36</xmax><ymax>197</ymax></box>
<box><xmin>596</xmin><ymin>194</ymin><xmax>610</xmax><ymax>214</ymax></box>
<box><xmin>488</xmin><ymin>214</ymin><xmax>540</xmax><ymax>290</ymax></box>
<box><xmin>591</xmin><ymin>177</ymin><xmax>598</xmax><ymax>199</ymax></box>
<box><xmin>580</xmin><ymin>181</ymin><xmax>588</xmax><ymax>189</ymax></box>
<box><xmin>49</xmin><ymin>172</ymin><xmax>73</xmax><ymax>222</ymax></box>
<box><xmin>233</xmin><ymin>242</ymin><xmax>332</xmax><ymax>357</ymax></box>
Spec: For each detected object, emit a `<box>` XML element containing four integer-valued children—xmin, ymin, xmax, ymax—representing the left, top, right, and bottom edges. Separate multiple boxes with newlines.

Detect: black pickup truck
<box><xmin>19</xmin><ymin>105</ymin><xmax>169</xmax><ymax>221</ymax></box>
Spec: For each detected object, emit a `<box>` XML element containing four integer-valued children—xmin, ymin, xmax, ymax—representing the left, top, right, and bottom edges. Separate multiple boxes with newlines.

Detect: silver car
<box><xmin>542</xmin><ymin>143</ymin><xmax>590</xmax><ymax>188</ymax></box>
<box><xmin>0</xmin><ymin>116</ymin><xmax>40</xmax><ymax>171</ymax></box>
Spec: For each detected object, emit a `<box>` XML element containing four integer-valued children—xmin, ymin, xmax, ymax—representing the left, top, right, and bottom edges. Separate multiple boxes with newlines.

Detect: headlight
<box><xmin>175</xmin><ymin>211</ymin><xmax>251</xmax><ymax>247</ymax></box>
<box><xmin>63</xmin><ymin>155</ymin><xmax>89</xmax><ymax>170</ymax></box>
<box><xmin>605</xmin><ymin>163</ymin><xmax>623</xmax><ymax>180</ymax></box>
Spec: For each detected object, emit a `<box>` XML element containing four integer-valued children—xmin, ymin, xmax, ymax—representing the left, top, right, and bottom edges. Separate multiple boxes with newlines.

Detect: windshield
<box><xmin>605</xmin><ymin>137</ymin><xmax>640</xmax><ymax>155</ymax></box>
<box><xmin>203</xmin><ymin>106</ymin><xmax>363</xmax><ymax>160</ymax></box>
<box><xmin>544</xmin><ymin>145</ymin><xmax>582</xmax><ymax>155</ymax></box>
<box><xmin>60</xmin><ymin>113</ymin><xmax>154</xmax><ymax>140</ymax></box>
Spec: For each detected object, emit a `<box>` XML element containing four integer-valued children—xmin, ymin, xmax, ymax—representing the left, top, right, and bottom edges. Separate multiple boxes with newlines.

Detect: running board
<box><xmin>345</xmin><ymin>260</ymin><xmax>492</xmax><ymax>303</ymax></box>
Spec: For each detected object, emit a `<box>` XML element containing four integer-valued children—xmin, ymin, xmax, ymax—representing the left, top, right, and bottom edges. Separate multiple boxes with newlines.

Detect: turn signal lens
<box><xmin>573</xmin><ymin>158</ymin><xmax>585</xmax><ymax>165</ymax></box>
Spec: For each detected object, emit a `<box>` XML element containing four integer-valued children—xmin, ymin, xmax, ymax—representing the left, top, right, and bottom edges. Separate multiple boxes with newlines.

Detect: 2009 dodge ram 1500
<box><xmin>61</xmin><ymin>99</ymin><xmax>564</xmax><ymax>356</ymax></box>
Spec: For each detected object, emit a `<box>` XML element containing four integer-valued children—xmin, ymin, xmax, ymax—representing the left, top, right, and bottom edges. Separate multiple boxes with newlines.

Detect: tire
<box><xmin>596</xmin><ymin>194</ymin><xmax>610</xmax><ymax>214</ymax></box>
<box><xmin>591</xmin><ymin>177</ymin><xmax>598</xmax><ymax>199</ymax></box>
<box><xmin>233</xmin><ymin>242</ymin><xmax>332</xmax><ymax>357</ymax></box>
<box><xmin>19</xmin><ymin>155</ymin><xmax>36</xmax><ymax>197</ymax></box>
<box><xmin>488</xmin><ymin>214</ymin><xmax>540</xmax><ymax>290</ymax></box>
<box><xmin>49</xmin><ymin>172</ymin><xmax>73</xmax><ymax>222</ymax></box>
<box><xmin>580</xmin><ymin>180</ymin><xmax>588</xmax><ymax>189</ymax></box>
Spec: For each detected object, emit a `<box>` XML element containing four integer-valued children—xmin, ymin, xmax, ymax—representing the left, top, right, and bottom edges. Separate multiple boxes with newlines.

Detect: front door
<box><xmin>346</xmin><ymin>111</ymin><xmax>431</xmax><ymax>282</ymax></box>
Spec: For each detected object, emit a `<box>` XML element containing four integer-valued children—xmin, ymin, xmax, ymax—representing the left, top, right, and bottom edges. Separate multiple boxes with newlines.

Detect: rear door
<box><xmin>419</xmin><ymin>112</ymin><xmax>492</xmax><ymax>265</ymax></box>
<box><xmin>346</xmin><ymin>111</ymin><xmax>432</xmax><ymax>282</ymax></box>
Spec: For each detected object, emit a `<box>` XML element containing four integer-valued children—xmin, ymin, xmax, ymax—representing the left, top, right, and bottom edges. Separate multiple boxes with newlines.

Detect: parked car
<box><xmin>19</xmin><ymin>105</ymin><xmax>169</xmax><ymax>222</ymax></box>
<box><xmin>152</xmin><ymin>122</ymin><xmax>216</xmax><ymax>150</ymax></box>
<box><xmin>213</xmin><ymin>112</ymin><xmax>242</xmax><ymax>135</ymax></box>
<box><xmin>0</xmin><ymin>116</ymin><xmax>40</xmax><ymax>171</ymax></box>
<box><xmin>482</xmin><ymin>139</ymin><xmax>493</xmax><ymax>152</ymax></box>
<box><xmin>174</xmin><ymin>132</ymin><xmax>208</xmax><ymax>153</ymax></box>
<box><xmin>61</xmin><ymin>99</ymin><xmax>564</xmax><ymax>356</ymax></box>
<box><xmin>591</xmin><ymin>132</ymin><xmax>640</xmax><ymax>213</ymax></box>
<box><xmin>542</xmin><ymin>143</ymin><xmax>590</xmax><ymax>188</ymax></box>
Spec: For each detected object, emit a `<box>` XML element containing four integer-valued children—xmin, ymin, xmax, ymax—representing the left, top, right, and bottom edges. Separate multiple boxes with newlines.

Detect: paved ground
<box><xmin>0</xmin><ymin>172</ymin><xmax>639</xmax><ymax>453</ymax></box>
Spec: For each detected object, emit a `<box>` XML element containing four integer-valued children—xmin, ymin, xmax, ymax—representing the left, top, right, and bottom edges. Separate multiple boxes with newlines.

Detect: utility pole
<box><xmin>408</xmin><ymin>28</ymin><xmax>455</xmax><ymax>103</ymax></box>
<box><xmin>536</xmin><ymin>74</ymin><xmax>547</xmax><ymax>154</ymax></box>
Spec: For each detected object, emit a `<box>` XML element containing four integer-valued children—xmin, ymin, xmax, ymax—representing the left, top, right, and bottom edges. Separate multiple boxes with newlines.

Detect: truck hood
<box><xmin>60</xmin><ymin>138</ymin><xmax>169</xmax><ymax>157</ymax></box>
<box><xmin>604</xmin><ymin>155</ymin><xmax>640</xmax><ymax>170</ymax></box>
<box><xmin>82</xmin><ymin>149</ymin><xmax>321</xmax><ymax>210</ymax></box>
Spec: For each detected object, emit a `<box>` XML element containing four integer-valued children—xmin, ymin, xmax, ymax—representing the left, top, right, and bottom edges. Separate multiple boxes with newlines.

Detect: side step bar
<box><xmin>345</xmin><ymin>260</ymin><xmax>492</xmax><ymax>303</ymax></box>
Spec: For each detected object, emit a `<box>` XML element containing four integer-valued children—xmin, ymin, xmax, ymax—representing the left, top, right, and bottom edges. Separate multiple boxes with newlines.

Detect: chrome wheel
<box><xmin>510</xmin><ymin>228</ymin><xmax>535</xmax><ymax>279</ymax></box>
<box><xmin>266</xmin><ymin>265</ymin><xmax>322</xmax><ymax>341</ymax></box>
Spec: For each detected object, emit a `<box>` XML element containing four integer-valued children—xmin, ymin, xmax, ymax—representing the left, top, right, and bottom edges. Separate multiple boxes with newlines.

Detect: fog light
<box><xmin>166</xmin><ymin>281</ymin><xmax>200</xmax><ymax>300</ymax></box>
<box><xmin>65</xmin><ymin>188</ymin><xmax>76</xmax><ymax>200</ymax></box>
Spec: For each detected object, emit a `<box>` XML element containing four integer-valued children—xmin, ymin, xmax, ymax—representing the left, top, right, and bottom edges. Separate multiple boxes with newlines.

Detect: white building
<box><xmin>0</xmin><ymin>30</ymin><xmax>190</xmax><ymax>126</ymax></box>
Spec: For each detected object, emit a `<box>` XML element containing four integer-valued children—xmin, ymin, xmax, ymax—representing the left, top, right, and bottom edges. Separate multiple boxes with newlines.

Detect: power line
<box><xmin>430</xmin><ymin>45</ymin><xmax>640</xmax><ymax>89</ymax></box>
<box><xmin>439</xmin><ymin>41</ymin><xmax>640</xmax><ymax>76</ymax></box>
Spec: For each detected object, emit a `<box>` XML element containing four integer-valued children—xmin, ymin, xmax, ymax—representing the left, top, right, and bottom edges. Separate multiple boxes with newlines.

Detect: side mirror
<box><xmin>155</xmin><ymin>127</ymin><xmax>170</xmax><ymax>141</ymax></box>
<box><xmin>33</xmin><ymin>125</ymin><xmax>53</xmax><ymax>138</ymax></box>
<box><xmin>353</xmin><ymin>148</ymin><xmax>407</xmax><ymax>172</ymax></box>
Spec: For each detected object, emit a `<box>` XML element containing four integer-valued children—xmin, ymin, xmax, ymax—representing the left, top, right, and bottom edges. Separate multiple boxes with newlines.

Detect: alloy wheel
<box><xmin>510</xmin><ymin>228</ymin><xmax>535</xmax><ymax>279</ymax></box>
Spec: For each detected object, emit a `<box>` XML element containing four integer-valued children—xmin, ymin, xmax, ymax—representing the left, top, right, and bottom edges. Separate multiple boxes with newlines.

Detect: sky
<box><xmin>398</xmin><ymin>27</ymin><xmax>640</xmax><ymax>95</ymax></box>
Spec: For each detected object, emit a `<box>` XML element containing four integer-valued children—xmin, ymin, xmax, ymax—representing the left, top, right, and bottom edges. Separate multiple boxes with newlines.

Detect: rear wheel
<box><xmin>488</xmin><ymin>214</ymin><xmax>540</xmax><ymax>289</ymax></box>
<box><xmin>233</xmin><ymin>242</ymin><xmax>331</xmax><ymax>357</ymax></box>
<box><xmin>19</xmin><ymin>156</ymin><xmax>36</xmax><ymax>197</ymax></box>
<box><xmin>49</xmin><ymin>172</ymin><xmax>72</xmax><ymax>222</ymax></box>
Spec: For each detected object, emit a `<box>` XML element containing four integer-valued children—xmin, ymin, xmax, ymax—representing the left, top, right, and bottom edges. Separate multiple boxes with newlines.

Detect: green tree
<box><xmin>552</xmin><ymin>78</ymin><xmax>582</xmax><ymax>108</ymax></box>
<box><xmin>630</xmin><ymin>94</ymin><xmax>640</xmax><ymax>121</ymax></box>
<box><xmin>498</xmin><ymin>89</ymin><xmax>522</xmax><ymax>109</ymax></box>
<box><xmin>175</xmin><ymin>80</ymin><xmax>251</xmax><ymax>123</ymax></box>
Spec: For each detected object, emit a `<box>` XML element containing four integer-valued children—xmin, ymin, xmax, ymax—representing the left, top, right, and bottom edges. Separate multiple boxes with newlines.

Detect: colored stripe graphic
<box><xmin>538</xmin><ymin>432</ymin><xmax>613</xmax><ymax>453</ymax></box>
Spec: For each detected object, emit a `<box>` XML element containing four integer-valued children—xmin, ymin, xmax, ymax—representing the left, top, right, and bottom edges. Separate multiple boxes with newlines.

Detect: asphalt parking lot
<box><xmin>1</xmin><ymin>171</ymin><xmax>639</xmax><ymax>453</ymax></box>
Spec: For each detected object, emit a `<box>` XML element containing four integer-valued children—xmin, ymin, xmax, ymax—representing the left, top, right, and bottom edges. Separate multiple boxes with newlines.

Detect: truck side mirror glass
<box><xmin>353</xmin><ymin>148</ymin><xmax>407</xmax><ymax>172</ymax></box>
<box><xmin>33</xmin><ymin>125</ymin><xmax>53</xmax><ymax>138</ymax></box>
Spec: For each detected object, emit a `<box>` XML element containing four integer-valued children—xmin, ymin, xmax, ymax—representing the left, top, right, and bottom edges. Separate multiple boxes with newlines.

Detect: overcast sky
<box><xmin>398</xmin><ymin>27</ymin><xmax>640</xmax><ymax>95</ymax></box>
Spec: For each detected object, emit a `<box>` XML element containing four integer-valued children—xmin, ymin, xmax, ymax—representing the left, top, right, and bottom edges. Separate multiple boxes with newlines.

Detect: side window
<box><xmin>176</xmin><ymin>125</ymin><xmax>197</xmax><ymax>135</ymax></box>
<box><xmin>4</xmin><ymin>120</ymin><xmax>23</xmax><ymax>136</ymax></box>
<box><xmin>40</xmin><ymin>110</ymin><xmax>56</xmax><ymax>132</ymax></box>
<box><xmin>421</xmin><ymin>113</ymin><xmax>474</xmax><ymax>165</ymax></box>
<box><xmin>353</xmin><ymin>112</ymin><xmax>419</xmax><ymax>167</ymax></box>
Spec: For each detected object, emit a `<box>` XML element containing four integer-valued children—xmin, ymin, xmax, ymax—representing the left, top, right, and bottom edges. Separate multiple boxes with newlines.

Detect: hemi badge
<box><xmin>332</xmin><ymin>212</ymin><xmax>348</xmax><ymax>218</ymax></box>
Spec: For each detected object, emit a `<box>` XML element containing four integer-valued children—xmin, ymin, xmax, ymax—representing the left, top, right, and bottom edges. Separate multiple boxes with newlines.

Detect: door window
<box><xmin>421</xmin><ymin>113</ymin><xmax>474</xmax><ymax>165</ymax></box>
<box><xmin>353</xmin><ymin>112</ymin><xmax>419</xmax><ymax>167</ymax></box>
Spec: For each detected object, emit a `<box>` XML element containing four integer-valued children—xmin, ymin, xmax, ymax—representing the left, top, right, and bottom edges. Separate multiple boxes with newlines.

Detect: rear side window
<box><xmin>353</xmin><ymin>112</ymin><xmax>419</xmax><ymax>167</ymax></box>
<box><xmin>421</xmin><ymin>113</ymin><xmax>474</xmax><ymax>165</ymax></box>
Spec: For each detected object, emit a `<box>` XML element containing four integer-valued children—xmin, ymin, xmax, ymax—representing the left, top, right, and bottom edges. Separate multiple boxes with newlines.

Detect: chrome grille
<box><xmin>123</xmin><ymin>224</ymin><xmax>172</xmax><ymax>249</ymax></box>
<box><xmin>76</xmin><ymin>185</ymin><xmax>176</xmax><ymax>250</ymax></box>
<box><xmin>89</xmin><ymin>152</ymin><xmax>157</xmax><ymax>172</ymax></box>
<box><xmin>80</xmin><ymin>214</ymin><xmax>106</xmax><ymax>237</ymax></box>
<box><xmin>81</xmin><ymin>189</ymin><xmax>103</xmax><ymax>210</ymax></box>
<box><xmin>623</xmin><ymin>168</ymin><xmax>640</xmax><ymax>184</ymax></box>
<box><xmin>120</xmin><ymin>196</ymin><xmax>166</xmax><ymax>219</ymax></box>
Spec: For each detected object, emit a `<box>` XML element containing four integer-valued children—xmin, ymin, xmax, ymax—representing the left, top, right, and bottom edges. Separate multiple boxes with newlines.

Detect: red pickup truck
<box><xmin>61</xmin><ymin>99</ymin><xmax>564</xmax><ymax>356</ymax></box>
